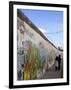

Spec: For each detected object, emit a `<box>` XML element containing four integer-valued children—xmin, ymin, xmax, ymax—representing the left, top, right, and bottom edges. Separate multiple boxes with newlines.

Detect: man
<box><xmin>55</xmin><ymin>56</ymin><xmax>59</xmax><ymax>71</ymax></box>
<box><xmin>58</xmin><ymin>55</ymin><xmax>61</xmax><ymax>70</ymax></box>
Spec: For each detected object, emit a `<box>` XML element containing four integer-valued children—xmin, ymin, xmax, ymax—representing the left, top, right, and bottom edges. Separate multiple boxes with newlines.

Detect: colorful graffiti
<box><xmin>17</xmin><ymin>17</ymin><xmax>62</xmax><ymax>80</ymax></box>
<box><xmin>17</xmin><ymin>40</ymin><xmax>44</xmax><ymax>80</ymax></box>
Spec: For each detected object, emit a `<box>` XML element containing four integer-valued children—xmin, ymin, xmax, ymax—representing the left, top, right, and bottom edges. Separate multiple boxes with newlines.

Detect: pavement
<box><xmin>39</xmin><ymin>63</ymin><xmax>63</xmax><ymax>79</ymax></box>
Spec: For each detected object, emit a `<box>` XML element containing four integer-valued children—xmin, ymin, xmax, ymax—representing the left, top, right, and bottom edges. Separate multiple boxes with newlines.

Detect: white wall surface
<box><xmin>0</xmin><ymin>0</ymin><xmax>70</xmax><ymax>90</ymax></box>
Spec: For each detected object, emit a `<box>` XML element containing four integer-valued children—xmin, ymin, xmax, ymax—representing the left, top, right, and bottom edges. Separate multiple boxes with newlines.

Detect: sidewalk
<box><xmin>40</xmin><ymin>63</ymin><xmax>63</xmax><ymax>79</ymax></box>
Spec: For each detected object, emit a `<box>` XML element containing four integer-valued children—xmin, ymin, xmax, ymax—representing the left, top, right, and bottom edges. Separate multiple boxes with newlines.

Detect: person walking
<box><xmin>55</xmin><ymin>56</ymin><xmax>59</xmax><ymax>71</ymax></box>
<box><xmin>58</xmin><ymin>55</ymin><xmax>61</xmax><ymax>71</ymax></box>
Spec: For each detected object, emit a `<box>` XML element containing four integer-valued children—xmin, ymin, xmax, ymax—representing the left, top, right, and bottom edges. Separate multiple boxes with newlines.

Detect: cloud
<box><xmin>38</xmin><ymin>27</ymin><xmax>57</xmax><ymax>46</ymax></box>
<box><xmin>38</xmin><ymin>28</ymin><xmax>47</xmax><ymax>34</ymax></box>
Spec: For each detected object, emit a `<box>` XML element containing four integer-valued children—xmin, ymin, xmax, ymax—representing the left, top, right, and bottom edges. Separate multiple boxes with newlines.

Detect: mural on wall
<box><xmin>17</xmin><ymin>9</ymin><xmax>63</xmax><ymax>80</ymax></box>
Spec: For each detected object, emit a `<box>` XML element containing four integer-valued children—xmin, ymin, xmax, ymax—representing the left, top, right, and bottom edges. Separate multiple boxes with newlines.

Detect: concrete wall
<box><xmin>17</xmin><ymin>17</ymin><xmax>63</xmax><ymax>74</ymax></box>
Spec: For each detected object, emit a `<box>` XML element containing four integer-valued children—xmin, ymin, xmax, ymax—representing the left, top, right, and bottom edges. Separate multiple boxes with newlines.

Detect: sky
<box><xmin>20</xmin><ymin>9</ymin><xmax>63</xmax><ymax>48</ymax></box>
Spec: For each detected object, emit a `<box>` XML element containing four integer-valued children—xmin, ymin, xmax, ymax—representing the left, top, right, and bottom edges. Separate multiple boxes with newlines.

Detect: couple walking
<box><xmin>55</xmin><ymin>55</ymin><xmax>61</xmax><ymax>71</ymax></box>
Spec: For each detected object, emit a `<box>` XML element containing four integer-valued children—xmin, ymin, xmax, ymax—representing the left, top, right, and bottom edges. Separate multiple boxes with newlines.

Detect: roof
<box><xmin>17</xmin><ymin>9</ymin><xmax>63</xmax><ymax>52</ymax></box>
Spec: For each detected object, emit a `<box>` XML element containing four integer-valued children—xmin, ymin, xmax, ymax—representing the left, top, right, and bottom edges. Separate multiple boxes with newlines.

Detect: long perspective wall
<box><xmin>17</xmin><ymin>9</ymin><xmax>63</xmax><ymax>80</ymax></box>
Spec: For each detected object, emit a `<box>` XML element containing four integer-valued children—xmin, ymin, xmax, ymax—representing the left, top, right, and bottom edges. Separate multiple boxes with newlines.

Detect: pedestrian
<box><xmin>55</xmin><ymin>56</ymin><xmax>59</xmax><ymax>71</ymax></box>
<box><xmin>58</xmin><ymin>55</ymin><xmax>61</xmax><ymax>70</ymax></box>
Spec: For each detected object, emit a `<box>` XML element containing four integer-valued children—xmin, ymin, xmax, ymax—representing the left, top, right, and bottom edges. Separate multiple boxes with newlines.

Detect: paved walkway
<box><xmin>40</xmin><ymin>63</ymin><xmax>63</xmax><ymax>79</ymax></box>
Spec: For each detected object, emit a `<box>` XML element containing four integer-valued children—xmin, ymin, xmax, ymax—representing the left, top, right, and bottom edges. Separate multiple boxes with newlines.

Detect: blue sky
<box><xmin>20</xmin><ymin>9</ymin><xmax>63</xmax><ymax>48</ymax></box>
